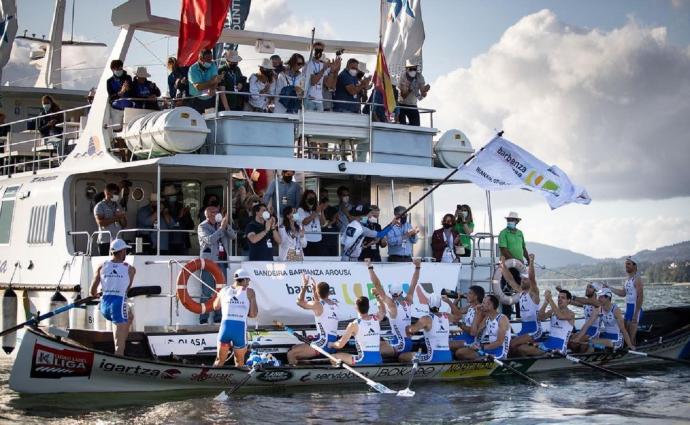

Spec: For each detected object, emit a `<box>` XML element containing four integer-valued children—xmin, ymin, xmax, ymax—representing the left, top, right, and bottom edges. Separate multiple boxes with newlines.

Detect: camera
<box><xmin>441</xmin><ymin>289</ymin><xmax>464</xmax><ymax>299</ymax></box>
<box><xmin>335</xmin><ymin>49</ymin><xmax>344</xmax><ymax>57</ymax></box>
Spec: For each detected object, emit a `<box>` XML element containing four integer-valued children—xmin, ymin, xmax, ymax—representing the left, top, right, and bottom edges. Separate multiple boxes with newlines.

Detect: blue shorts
<box><xmin>218</xmin><ymin>319</ymin><xmax>247</xmax><ymax>349</ymax></box>
<box><xmin>451</xmin><ymin>332</ymin><xmax>475</xmax><ymax>344</ymax></box>
<box><xmin>354</xmin><ymin>351</ymin><xmax>383</xmax><ymax>365</ymax></box>
<box><xmin>100</xmin><ymin>295</ymin><xmax>128</xmax><ymax>324</ymax></box>
<box><xmin>389</xmin><ymin>336</ymin><xmax>413</xmax><ymax>353</ymax></box>
<box><xmin>625</xmin><ymin>303</ymin><xmax>643</xmax><ymax>322</ymax></box>
<box><xmin>599</xmin><ymin>332</ymin><xmax>623</xmax><ymax>349</ymax></box>
<box><xmin>538</xmin><ymin>336</ymin><xmax>567</xmax><ymax>353</ymax></box>
<box><xmin>484</xmin><ymin>346</ymin><xmax>507</xmax><ymax>360</ymax></box>
<box><xmin>313</xmin><ymin>334</ymin><xmax>338</xmax><ymax>354</ymax></box>
<box><xmin>420</xmin><ymin>350</ymin><xmax>453</xmax><ymax>363</ymax></box>
<box><xmin>518</xmin><ymin>321</ymin><xmax>542</xmax><ymax>339</ymax></box>
<box><xmin>586</xmin><ymin>326</ymin><xmax>599</xmax><ymax>337</ymax></box>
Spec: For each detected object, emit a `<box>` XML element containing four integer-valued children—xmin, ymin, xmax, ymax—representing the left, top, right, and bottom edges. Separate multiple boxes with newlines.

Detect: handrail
<box><xmin>67</xmin><ymin>230</ymin><xmax>92</xmax><ymax>256</ymax></box>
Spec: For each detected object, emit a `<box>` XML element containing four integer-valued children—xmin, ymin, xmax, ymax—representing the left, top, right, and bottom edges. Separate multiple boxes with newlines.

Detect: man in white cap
<box><xmin>497</xmin><ymin>211</ymin><xmax>530</xmax><ymax>318</ymax></box>
<box><xmin>218</xmin><ymin>50</ymin><xmax>245</xmax><ymax>111</ymax></box>
<box><xmin>212</xmin><ymin>268</ymin><xmax>258</xmax><ymax>366</ymax></box>
<box><xmin>400</xmin><ymin>293</ymin><xmax>459</xmax><ymax>363</ymax></box>
<box><xmin>605</xmin><ymin>256</ymin><xmax>644</xmax><ymax>344</ymax></box>
<box><xmin>90</xmin><ymin>239</ymin><xmax>136</xmax><ymax>356</ymax></box>
<box><xmin>580</xmin><ymin>287</ymin><xmax>635</xmax><ymax>351</ymax></box>
<box><xmin>397</xmin><ymin>59</ymin><xmax>430</xmax><ymax>126</ymax></box>
<box><xmin>130</xmin><ymin>66</ymin><xmax>161</xmax><ymax>110</ymax></box>
<box><xmin>563</xmin><ymin>281</ymin><xmax>602</xmax><ymax>351</ymax></box>
<box><xmin>248</xmin><ymin>58</ymin><xmax>275</xmax><ymax>112</ymax></box>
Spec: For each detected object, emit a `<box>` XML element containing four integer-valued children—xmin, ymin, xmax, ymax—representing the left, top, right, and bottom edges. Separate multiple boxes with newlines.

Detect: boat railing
<box><xmin>0</xmin><ymin>105</ymin><xmax>90</xmax><ymax>176</ymax></box>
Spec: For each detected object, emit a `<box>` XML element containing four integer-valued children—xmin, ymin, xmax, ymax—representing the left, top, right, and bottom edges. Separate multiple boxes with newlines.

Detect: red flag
<box><xmin>177</xmin><ymin>0</ymin><xmax>232</xmax><ymax>66</ymax></box>
<box><xmin>373</xmin><ymin>42</ymin><xmax>397</xmax><ymax>117</ymax></box>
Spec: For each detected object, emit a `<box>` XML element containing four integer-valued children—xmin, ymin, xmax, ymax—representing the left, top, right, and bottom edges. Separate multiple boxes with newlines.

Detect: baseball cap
<box><xmin>389</xmin><ymin>283</ymin><xmax>403</xmax><ymax>297</ymax></box>
<box><xmin>428</xmin><ymin>293</ymin><xmax>442</xmax><ymax>309</ymax></box>
<box><xmin>234</xmin><ymin>268</ymin><xmax>251</xmax><ymax>280</ymax></box>
<box><xmin>596</xmin><ymin>287</ymin><xmax>613</xmax><ymax>298</ymax></box>
<box><xmin>110</xmin><ymin>239</ymin><xmax>131</xmax><ymax>253</ymax></box>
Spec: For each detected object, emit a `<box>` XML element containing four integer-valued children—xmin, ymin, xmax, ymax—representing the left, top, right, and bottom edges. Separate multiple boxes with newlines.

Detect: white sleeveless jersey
<box><xmin>463</xmin><ymin>305</ymin><xmax>477</xmax><ymax>327</ymax></box>
<box><xmin>423</xmin><ymin>313</ymin><xmax>450</xmax><ymax>356</ymax></box>
<box><xmin>389</xmin><ymin>299</ymin><xmax>412</xmax><ymax>341</ymax></box>
<box><xmin>100</xmin><ymin>261</ymin><xmax>130</xmax><ymax>298</ymax></box>
<box><xmin>548</xmin><ymin>314</ymin><xmax>573</xmax><ymax>341</ymax></box>
<box><xmin>342</xmin><ymin>220</ymin><xmax>365</xmax><ymax>258</ymax></box>
<box><xmin>625</xmin><ymin>275</ymin><xmax>639</xmax><ymax>304</ymax></box>
<box><xmin>481</xmin><ymin>314</ymin><xmax>511</xmax><ymax>352</ymax></box>
<box><xmin>355</xmin><ymin>315</ymin><xmax>381</xmax><ymax>355</ymax></box>
<box><xmin>315</xmin><ymin>300</ymin><xmax>339</xmax><ymax>344</ymax></box>
<box><xmin>519</xmin><ymin>291</ymin><xmax>539</xmax><ymax>322</ymax></box>
<box><xmin>600</xmin><ymin>304</ymin><xmax>621</xmax><ymax>336</ymax></box>
<box><xmin>219</xmin><ymin>286</ymin><xmax>250</xmax><ymax>322</ymax></box>
<box><xmin>583</xmin><ymin>303</ymin><xmax>599</xmax><ymax>330</ymax></box>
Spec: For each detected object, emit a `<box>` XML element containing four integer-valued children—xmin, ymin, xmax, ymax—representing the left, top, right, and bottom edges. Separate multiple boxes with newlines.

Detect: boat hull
<box><xmin>9</xmin><ymin>327</ymin><xmax>690</xmax><ymax>394</ymax></box>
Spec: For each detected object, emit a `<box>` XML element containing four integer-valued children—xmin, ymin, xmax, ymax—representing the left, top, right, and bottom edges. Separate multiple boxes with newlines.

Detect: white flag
<box><xmin>458</xmin><ymin>136</ymin><xmax>591</xmax><ymax>209</ymax></box>
<box><xmin>380</xmin><ymin>0</ymin><xmax>424</xmax><ymax>82</ymax></box>
<box><xmin>0</xmin><ymin>0</ymin><xmax>17</xmax><ymax>84</ymax></box>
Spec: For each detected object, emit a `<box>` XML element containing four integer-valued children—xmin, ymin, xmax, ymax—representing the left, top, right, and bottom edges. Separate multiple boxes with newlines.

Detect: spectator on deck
<box><xmin>334</xmin><ymin>58</ymin><xmax>371</xmax><ymax>113</ymax></box>
<box><xmin>454</xmin><ymin>204</ymin><xmax>474</xmax><ymax>257</ymax></box>
<box><xmin>263</xmin><ymin>170</ymin><xmax>302</xmax><ymax>212</ymax></box>
<box><xmin>274</xmin><ymin>53</ymin><xmax>306</xmax><ymax>114</ymax></box>
<box><xmin>321</xmin><ymin>206</ymin><xmax>340</xmax><ymax>256</ymax></box>
<box><xmin>162</xmin><ymin>185</ymin><xmax>194</xmax><ymax>255</ymax></box>
<box><xmin>387</xmin><ymin>205</ymin><xmax>419</xmax><ymax>262</ymax></box>
<box><xmin>431</xmin><ymin>213</ymin><xmax>460</xmax><ymax>263</ymax></box>
<box><xmin>498</xmin><ymin>211</ymin><xmax>530</xmax><ymax>318</ymax></box>
<box><xmin>336</xmin><ymin>185</ymin><xmax>353</xmax><ymax>235</ymax></box>
<box><xmin>278</xmin><ymin>206</ymin><xmax>307</xmax><ymax>261</ymax></box>
<box><xmin>130</xmin><ymin>67</ymin><xmax>161</xmax><ymax>110</ymax></box>
<box><xmin>188</xmin><ymin>48</ymin><xmax>223</xmax><ymax>114</ymax></box>
<box><xmin>271</xmin><ymin>54</ymin><xmax>285</xmax><ymax>75</ymax></box>
<box><xmin>297</xmin><ymin>190</ymin><xmax>324</xmax><ymax>256</ymax></box>
<box><xmin>218</xmin><ymin>50</ymin><xmax>246</xmax><ymax>111</ymax></box>
<box><xmin>248</xmin><ymin>58</ymin><xmax>275</xmax><ymax>112</ymax></box>
<box><xmin>136</xmin><ymin>193</ymin><xmax>172</xmax><ymax>254</ymax></box>
<box><xmin>305</xmin><ymin>41</ymin><xmax>340</xmax><ymax>112</ymax></box>
<box><xmin>245</xmin><ymin>203</ymin><xmax>280</xmax><ymax>261</ymax></box>
<box><xmin>397</xmin><ymin>60</ymin><xmax>430</xmax><ymax>126</ymax></box>
<box><xmin>118</xmin><ymin>179</ymin><xmax>132</xmax><ymax>212</ymax></box>
<box><xmin>106</xmin><ymin>59</ymin><xmax>134</xmax><ymax>110</ymax></box>
<box><xmin>237</xmin><ymin>194</ymin><xmax>261</xmax><ymax>256</ymax></box>
<box><xmin>37</xmin><ymin>95</ymin><xmax>63</xmax><ymax>138</ymax></box>
<box><xmin>356</xmin><ymin>62</ymin><xmax>372</xmax><ymax>105</ymax></box>
<box><xmin>359</xmin><ymin>205</ymin><xmax>387</xmax><ymax>262</ymax></box>
<box><xmin>94</xmin><ymin>183</ymin><xmax>127</xmax><ymax>256</ymax></box>
<box><xmin>167</xmin><ymin>57</ymin><xmax>188</xmax><ymax>100</ymax></box>
<box><xmin>0</xmin><ymin>112</ymin><xmax>8</xmax><ymax>139</ymax></box>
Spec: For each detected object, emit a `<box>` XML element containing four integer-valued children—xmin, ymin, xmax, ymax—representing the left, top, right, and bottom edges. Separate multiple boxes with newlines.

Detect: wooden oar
<box><xmin>214</xmin><ymin>364</ymin><xmax>261</xmax><ymax>402</ymax></box>
<box><xmin>276</xmin><ymin>321</ymin><xmax>396</xmax><ymax>394</ymax></box>
<box><xmin>397</xmin><ymin>349</ymin><xmax>421</xmax><ymax>397</ymax></box>
<box><xmin>490</xmin><ymin>356</ymin><xmax>549</xmax><ymax>388</ymax></box>
<box><xmin>557</xmin><ymin>352</ymin><xmax>637</xmax><ymax>381</ymax></box>
<box><xmin>627</xmin><ymin>350</ymin><xmax>690</xmax><ymax>367</ymax></box>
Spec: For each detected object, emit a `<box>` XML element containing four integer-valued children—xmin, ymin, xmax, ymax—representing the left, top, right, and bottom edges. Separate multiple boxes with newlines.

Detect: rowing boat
<box><xmin>9</xmin><ymin>306</ymin><xmax>690</xmax><ymax>394</ymax></box>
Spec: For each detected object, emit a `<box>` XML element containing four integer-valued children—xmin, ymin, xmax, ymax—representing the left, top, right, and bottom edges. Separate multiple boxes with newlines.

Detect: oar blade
<box><xmin>214</xmin><ymin>391</ymin><xmax>229</xmax><ymax>402</ymax></box>
<box><xmin>370</xmin><ymin>382</ymin><xmax>396</xmax><ymax>394</ymax></box>
<box><xmin>396</xmin><ymin>388</ymin><xmax>416</xmax><ymax>397</ymax></box>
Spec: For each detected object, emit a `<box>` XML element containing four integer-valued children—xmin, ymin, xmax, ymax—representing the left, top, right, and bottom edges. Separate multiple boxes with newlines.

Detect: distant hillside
<box><xmin>526</xmin><ymin>242</ymin><xmax>599</xmax><ymax>268</ymax></box>
<box><xmin>630</xmin><ymin>241</ymin><xmax>690</xmax><ymax>263</ymax></box>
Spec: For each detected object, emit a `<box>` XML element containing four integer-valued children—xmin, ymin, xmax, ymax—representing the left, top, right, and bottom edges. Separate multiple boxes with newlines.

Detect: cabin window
<box><xmin>27</xmin><ymin>204</ymin><xmax>57</xmax><ymax>245</ymax></box>
<box><xmin>0</xmin><ymin>186</ymin><xmax>19</xmax><ymax>244</ymax></box>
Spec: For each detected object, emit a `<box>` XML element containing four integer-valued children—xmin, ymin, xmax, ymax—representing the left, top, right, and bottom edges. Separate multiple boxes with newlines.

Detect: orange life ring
<box><xmin>176</xmin><ymin>258</ymin><xmax>226</xmax><ymax>314</ymax></box>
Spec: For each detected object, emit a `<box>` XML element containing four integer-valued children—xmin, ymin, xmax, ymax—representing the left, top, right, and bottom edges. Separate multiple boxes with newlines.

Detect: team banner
<box><xmin>458</xmin><ymin>136</ymin><xmax>591</xmax><ymax>209</ymax></box>
<box><xmin>215</xmin><ymin>0</ymin><xmax>252</xmax><ymax>57</ymax></box>
<box><xmin>380</xmin><ymin>0</ymin><xmax>425</xmax><ymax>82</ymax></box>
<box><xmin>241</xmin><ymin>261</ymin><xmax>460</xmax><ymax>326</ymax></box>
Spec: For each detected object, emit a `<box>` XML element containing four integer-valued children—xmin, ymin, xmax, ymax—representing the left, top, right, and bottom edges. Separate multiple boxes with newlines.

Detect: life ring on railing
<box><xmin>176</xmin><ymin>258</ymin><xmax>226</xmax><ymax>314</ymax></box>
<box><xmin>491</xmin><ymin>259</ymin><xmax>527</xmax><ymax>305</ymax></box>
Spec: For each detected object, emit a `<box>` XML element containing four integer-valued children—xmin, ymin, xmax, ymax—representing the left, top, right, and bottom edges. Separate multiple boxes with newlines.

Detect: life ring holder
<box><xmin>176</xmin><ymin>258</ymin><xmax>225</xmax><ymax>314</ymax></box>
<box><xmin>491</xmin><ymin>258</ymin><xmax>527</xmax><ymax>305</ymax></box>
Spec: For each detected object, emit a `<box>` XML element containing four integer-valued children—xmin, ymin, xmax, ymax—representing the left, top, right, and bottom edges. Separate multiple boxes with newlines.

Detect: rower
<box><xmin>364</xmin><ymin>258</ymin><xmax>421</xmax><ymax>359</ymax></box>
<box><xmin>500</xmin><ymin>254</ymin><xmax>542</xmax><ymax>354</ymax></box>
<box><xmin>89</xmin><ymin>239</ymin><xmax>136</xmax><ymax>356</ymax></box>
<box><xmin>455</xmin><ymin>294</ymin><xmax>512</xmax><ymax>360</ymax></box>
<box><xmin>212</xmin><ymin>268</ymin><xmax>258</xmax><ymax>367</ymax></box>
<box><xmin>400</xmin><ymin>294</ymin><xmax>459</xmax><ymax>363</ymax></box>
<box><xmin>287</xmin><ymin>274</ymin><xmax>339</xmax><ymax>365</ymax></box>
<box><xmin>605</xmin><ymin>256</ymin><xmax>644</xmax><ymax>344</ymax></box>
<box><xmin>516</xmin><ymin>289</ymin><xmax>575</xmax><ymax>356</ymax></box>
<box><xmin>585</xmin><ymin>287</ymin><xmax>635</xmax><ymax>350</ymax></box>
<box><xmin>330</xmin><ymin>295</ymin><xmax>386</xmax><ymax>366</ymax></box>
<box><xmin>569</xmin><ymin>282</ymin><xmax>602</xmax><ymax>350</ymax></box>
<box><xmin>448</xmin><ymin>285</ymin><xmax>485</xmax><ymax>351</ymax></box>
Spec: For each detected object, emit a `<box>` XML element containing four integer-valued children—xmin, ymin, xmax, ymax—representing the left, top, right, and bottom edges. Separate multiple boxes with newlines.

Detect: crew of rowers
<box><xmin>214</xmin><ymin>254</ymin><xmax>642</xmax><ymax>367</ymax></box>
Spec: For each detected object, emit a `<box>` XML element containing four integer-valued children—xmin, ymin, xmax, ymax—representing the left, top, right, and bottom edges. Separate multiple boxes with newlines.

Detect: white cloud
<box><xmin>243</xmin><ymin>0</ymin><xmax>335</xmax><ymax>39</ymax></box>
<box><xmin>424</xmin><ymin>9</ymin><xmax>690</xmax><ymax>201</ymax></box>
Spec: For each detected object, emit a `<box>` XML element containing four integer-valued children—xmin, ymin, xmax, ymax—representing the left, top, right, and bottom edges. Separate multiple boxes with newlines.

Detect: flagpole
<box><xmin>301</xmin><ymin>27</ymin><xmax>316</xmax><ymax>158</ymax></box>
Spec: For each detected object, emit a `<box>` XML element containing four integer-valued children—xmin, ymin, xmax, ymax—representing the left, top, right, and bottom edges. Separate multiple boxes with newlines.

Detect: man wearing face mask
<box><xmin>263</xmin><ymin>170</ymin><xmax>302</xmax><ymax>213</ymax></box>
<box><xmin>218</xmin><ymin>50</ymin><xmax>246</xmax><ymax>112</ymax></box>
<box><xmin>334</xmin><ymin>58</ymin><xmax>371</xmax><ymax>113</ymax></box>
<box><xmin>245</xmin><ymin>203</ymin><xmax>281</xmax><ymax>261</ymax></box>
<box><xmin>136</xmin><ymin>193</ymin><xmax>173</xmax><ymax>254</ymax></box>
<box><xmin>198</xmin><ymin>205</ymin><xmax>237</xmax><ymax>324</ymax></box>
<box><xmin>271</xmin><ymin>54</ymin><xmax>285</xmax><ymax>75</ymax></box>
<box><xmin>188</xmin><ymin>48</ymin><xmax>223</xmax><ymax>114</ymax></box>
<box><xmin>341</xmin><ymin>205</ymin><xmax>390</xmax><ymax>262</ymax></box>
<box><xmin>498</xmin><ymin>211</ymin><xmax>530</xmax><ymax>318</ymax></box>
<box><xmin>305</xmin><ymin>41</ymin><xmax>340</xmax><ymax>112</ymax></box>
<box><xmin>106</xmin><ymin>59</ymin><xmax>134</xmax><ymax>110</ymax></box>
<box><xmin>397</xmin><ymin>60</ymin><xmax>430</xmax><ymax>126</ymax></box>
<box><xmin>387</xmin><ymin>205</ymin><xmax>419</xmax><ymax>262</ymax></box>
<box><xmin>359</xmin><ymin>205</ymin><xmax>387</xmax><ymax>262</ymax></box>
<box><xmin>94</xmin><ymin>183</ymin><xmax>128</xmax><ymax>256</ymax></box>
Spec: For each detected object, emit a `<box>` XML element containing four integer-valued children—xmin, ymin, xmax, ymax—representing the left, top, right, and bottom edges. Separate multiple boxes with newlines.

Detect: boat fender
<box><xmin>176</xmin><ymin>258</ymin><xmax>225</xmax><ymax>315</ymax></box>
<box><xmin>491</xmin><ymin>259</ymin><xmax>526</xmax><ymax>306</ymax></box>
<box><xmin>1</xmin><ymin>288</ymin><xmax>18</xmax><ymax>354</ymax></box>
<box><xmin>48</xmin><ymin>290</ymin><xmax>69</xmax><ymax>329</ymax></box>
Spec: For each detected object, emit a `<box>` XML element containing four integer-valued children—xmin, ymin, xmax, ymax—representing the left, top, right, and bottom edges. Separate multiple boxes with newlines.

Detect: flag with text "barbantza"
<box><xmin>457</xmin><ymin>137</ymin><xmax>591</xmax><ymax>209</ymax></box>
<box><xmin>380</xmin><ymin>0</ymin><xmax>424</xmax><ymax>82</ymax></box>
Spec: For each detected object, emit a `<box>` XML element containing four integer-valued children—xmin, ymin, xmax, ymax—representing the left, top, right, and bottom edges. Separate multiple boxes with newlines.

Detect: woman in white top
<box><xmin>273</xmin><ymin>53</ymin><xmax>306</xmax><ymax>114</ymax></box>
<box><xmin>297</xmin><ymin>190</ymin><xmax>325</xmax><ymax>256</ymax></box>
<box><xmin>278</xmin><ymin>206</ymin><xmax>307</xmax><ymax>261</ymax></box>
<box><xmin>248</xmin><ymin>58</ymin><xmax>275</xmax><ymax>112</ymax></box>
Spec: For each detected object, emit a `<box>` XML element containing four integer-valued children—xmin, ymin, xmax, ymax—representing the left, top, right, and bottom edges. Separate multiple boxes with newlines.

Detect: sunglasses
<box><xmin>296</xmin><ymin>62</ymin><xmax>304</xmax><ymax>66</ymax></box>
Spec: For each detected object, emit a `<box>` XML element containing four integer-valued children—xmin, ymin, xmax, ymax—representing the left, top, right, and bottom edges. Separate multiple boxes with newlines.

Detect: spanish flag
<box><xmin>373</xmin><ymin>42</ymin><xmax>397</xmax><ymax>116</ymax></box>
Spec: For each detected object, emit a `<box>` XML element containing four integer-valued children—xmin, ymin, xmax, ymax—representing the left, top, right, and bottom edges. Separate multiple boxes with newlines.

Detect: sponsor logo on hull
<box><xmin>97</xmin><ymin>358</ymin><xmax>180</xmax><ymax>380</ymax></box>
<box><xmin>375</xmin><ymin>366</ymin><xmax>437</xmax><ymax>378</ymax></box>
<box><xmin>30</xmin><ymin>343</ymin><xmax>94</xmax><ymax>379</ymax></box>
<box><xmin>256</xmin><ymin>370</ymin><xmax>293</xmax><ymax>382</ymax></box>
<box><xmin>190</xmin><ymin>368</ymin><xmax>235</xmax><ymax>384</ymax></box>
<box><xmin>440</xmin><ymin>361</ymin><xmax>495</xmax><ymax>379</ymax></box>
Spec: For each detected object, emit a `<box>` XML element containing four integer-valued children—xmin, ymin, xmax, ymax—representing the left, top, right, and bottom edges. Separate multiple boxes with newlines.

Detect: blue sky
<box><xmin>11</xmin><ymin>0</ymin><xmax>690</xmax><ymax>259</ymax></box>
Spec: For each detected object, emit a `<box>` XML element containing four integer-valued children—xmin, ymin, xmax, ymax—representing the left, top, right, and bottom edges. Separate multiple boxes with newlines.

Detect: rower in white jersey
<box><xmin>90</xmin><ymin>239</ymin><xmax>136</xmax><ymax>356</ymax></box>
<box><xmin>212</xmin><ymin>268</ymin><xmax>258</xmax><ymax>366</ymax></box>
<box><xmin>496</xmin><ymin>254</ymin><xmax>542</xmax><ymax>355</ymax></box>
<box><xmin>518</xmin><ymin>289</ymin><xmax>575</xmax><ymax>356</ymax></box>
<box><xmin>455</xmin><ymin>295</ymin><xmax>512</xmax><ymax>360</ymax></box>
<box><xmin>330</xmin><ymin>295</ymin><xmax>386</xmax><ymax>365</ymax></box>
<box><xmin>400</xmin><ymin>294</ymin><xmax>461</xmax><ymax>363</ymax></box>
<box><xmin>448</xmin><ymin>285</ymin><xmax>486</xmax><ymax>351</ymax></box>
<box><xmin>568</xmin><ymin>282</ymin><xmax>603</xmax><ymax>352</ymax></box>
<box><xmin>365</xmin><ymin>258</ymin><xmax>421</xmax><ymax>360</ymax></box>
<box><xmin>287</xmin><ymin>274</ymin><xmax>339</xmax><ymax>365</ymax></box>
<box><xmin>606</xmin><ymin>256</ymin><xmax>644</xmax><ymax>344</ymax></box>
<box><xmin>583</xmin><ymin>287</ymin><xmax>635</xmax><ymax>351</ymax></box>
